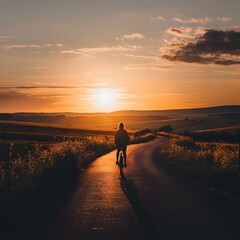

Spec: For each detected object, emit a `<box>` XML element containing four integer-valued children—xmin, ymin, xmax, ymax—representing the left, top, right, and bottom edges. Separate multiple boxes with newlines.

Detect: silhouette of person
<box><xmin>115</xmin><ymin>122</ymin><xmax>129</xmax><ymax>167</ymax></box>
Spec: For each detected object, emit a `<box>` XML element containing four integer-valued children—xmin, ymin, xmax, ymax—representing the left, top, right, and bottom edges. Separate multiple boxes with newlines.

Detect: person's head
<box><xmin>118</xmin><ymin>122</ymin><xmax>124</xmax><ymax>129</ymax></box>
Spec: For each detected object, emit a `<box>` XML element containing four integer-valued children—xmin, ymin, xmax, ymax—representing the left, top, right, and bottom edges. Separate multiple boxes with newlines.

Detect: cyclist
<box><xmin>115</xmin><ymin>122</ymin><xmax>129</xmax><ymax>167</ymax></box>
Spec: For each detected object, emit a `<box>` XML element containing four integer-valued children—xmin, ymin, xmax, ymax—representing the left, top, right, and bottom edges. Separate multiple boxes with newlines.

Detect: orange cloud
<box><xmin>60</xmin><ymin>45</ymin><xmax>140</xmax><ymax>56</ymax></box>
<box><xmin>173</xmin><ymin>17</ymin><xmax>232</xmax><ymax>24</ymax></box>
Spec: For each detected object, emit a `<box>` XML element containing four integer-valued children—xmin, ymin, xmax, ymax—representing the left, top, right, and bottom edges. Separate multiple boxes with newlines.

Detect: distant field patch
<box><xmin>0</xmin><ymin>120</ymin><xmax>114</xmax><ymax>142</ymax></box>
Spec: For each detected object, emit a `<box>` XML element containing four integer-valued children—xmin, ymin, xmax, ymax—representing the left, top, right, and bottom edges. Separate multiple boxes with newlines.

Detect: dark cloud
<box><xmin>162</xmin><ymin>29</ymin><xmax>240</xmax><ymax>65</ymax></box>
<box><xmin>169</xmin><ymin>28</ymin><xmax>182</xmax><ymax>34</ymax></box>
<box><xmin>0</xmin><ymin>86</ymin><xmax>78</xmax><ymax>89</ymax></box>
<box><xmin>0</xmin><ymin>91</ymin><xmax>61</xmax><ymax>112</ymax></box>
<box><xmin>0</xmin><ymin>85</ymin><xmax>111</xmax><ymax>90</ymax></box>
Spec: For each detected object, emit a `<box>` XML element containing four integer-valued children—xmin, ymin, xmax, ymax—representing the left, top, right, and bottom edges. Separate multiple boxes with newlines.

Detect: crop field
<box><xmin>0</xmin><ymin>120</ymin><xmax>115</xmax><ymax>142</ymax></box>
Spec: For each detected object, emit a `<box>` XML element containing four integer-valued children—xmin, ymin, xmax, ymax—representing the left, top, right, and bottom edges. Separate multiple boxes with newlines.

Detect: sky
<box><xmin>0</xmin><ymin>0</ymin><xmax>240</xmax><ymax>112</ymax></box>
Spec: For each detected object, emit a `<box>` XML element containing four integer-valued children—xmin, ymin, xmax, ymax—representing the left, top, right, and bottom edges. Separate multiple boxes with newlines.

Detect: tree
<box><xmin>158</xmin><ymin>125</ymin><xmax>173</xmax><ymax>133</ymax></box>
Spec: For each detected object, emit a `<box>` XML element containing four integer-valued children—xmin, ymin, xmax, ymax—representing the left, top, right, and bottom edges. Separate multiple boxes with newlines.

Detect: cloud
<box><xmin>173</xmin><ymin>17</ymin><xmax>211</xmax><ymax>24</ymax></box>
<box><xmin>150</xmin><ymin>16</ymin><xmax>166</xmax><ymax>21</ymax></box>
<box><xmin>0</xmin><ymin>35</ymin><xmax>10</xmax><ymax>41</ymax></box>
<box><xmin>216</xmin><ymin>17</ymin><xmax>233</xmax><ymax>22</ymax></box>
<box><xmin>173</xmin><ymin>17</ymin><xmax>232</xmax><ymax>24</ymax></box>
<box><xmin>122</xmin><ymin>33</ymin><xmax>144</xmax><ymax>39</ymax></box>
<box><xmin>0</xmin><ymin>86</ymin><xmax>81</xmax><ymax>89</ymax></box>
<box><xmin>166</xmin><ymin>27</ymin><xmax>195</xmax><ymax>39</ymax></box>
<box><xmin>60</xmin><ymin>45</ymin><xmax>140</xmax><ymax>56</ymax></box>
<box><xmin>0</xmin><ymin>44</ymin><xmax>42</xmax><ymax>49</ymax></box>
<box><xmin>0</xmin><ymin>90</ymin><xmax>62</xmax><ymax>112</ymax></box>
<box><xmin>1</xmin><ymin>85</ymin><xmax>132</xmax><ymax>112</ymax></box>
<box><xmin>162</xmin><ymin>29</ymin><xmax>240</xmax><ymax>65</ymax></box>
<box><xmin>164</xmin><ymin>27</ymin><xmax>207</xmax><ymax>45</ymax></box>
<box><xmin>125</xmin><ymin>63</ymin><xmax>173</xmax><ymax>71</ymax></box>
<box><xmin>116</xmin><ymin>33</ymin><xmax>144</xmax><ymax>41</ymax></box>
<box><xmin>0</xmin><ymin>43</ymin><xmax>63</xmax><ymax>50</ymax></box>
<box><xmin>120</xmin><ymin>53</ymin><xmax>158</xmax><ymax>60</ymax></box>
<box><xmin>0</xmin><ymin>85</ymin><xmax>120</xmax><ymax>90</ymax></box>
<box><xmin>42</xmin><ymin>43</ymin><xmax>63</xmax><ymax>47</ymax></box>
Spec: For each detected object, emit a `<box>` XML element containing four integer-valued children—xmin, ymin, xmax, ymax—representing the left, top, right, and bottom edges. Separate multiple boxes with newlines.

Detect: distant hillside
<box><xmin>110</xmin><ymin>105</ymin><xmax>240</xmax><ymax>116</ymax></box>
<box><xmin>2</xmin><ymin>105</ymin><xmax>240</xmax><ymax>117</ymax></box>
<box><xmin>0</xmin><ymin>105</ymin><xmax>239</xmax><ymax>131</ymax></box>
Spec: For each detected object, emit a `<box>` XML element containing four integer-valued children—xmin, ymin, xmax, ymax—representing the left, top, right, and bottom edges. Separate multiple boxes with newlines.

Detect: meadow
<box><xmin>157</xmin><ymin>133</ymin><xmax>240</xmax><ymax>196</ymax></box>
<box><xmin>1</xmin><ymin>105</ymin><xmax>239</xmax><ymax>203</ymax></box>
<box><xmin>0</xmin><ymin>118</ymin><xmax>158</xmax><ymax>240</ymax></box>
<box><xmin>0</xmin><ymin>121</ymin><xmax>156</xmax><ymax>205</ymax></box>
<box><xmin>0</xmin><ymin>136</ymin><xmax>114</xmax><ymax>201</ymax></box>
<box><xmin>0</xmin><ymin>106</ymin><xmax>239</xmax><ymax>240</ymax></box>
<box><xmin>1</xmin><ymin>105</ymin><xmax>240</xmax><ymax>131</ymax></box>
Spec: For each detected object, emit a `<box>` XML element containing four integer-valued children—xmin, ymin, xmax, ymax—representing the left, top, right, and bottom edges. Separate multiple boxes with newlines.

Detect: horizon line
<box><xmin>0</xmin><ymin>104</ymin><xmax>239</xmax><ymax>115</ymax></box>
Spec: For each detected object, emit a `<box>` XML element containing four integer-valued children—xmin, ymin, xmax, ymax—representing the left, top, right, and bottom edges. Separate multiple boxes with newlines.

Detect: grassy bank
<box><xmin>0</xmin><ymin>130</ymin><xmax>156</xmax><ymax>203</ymax></box>
<box><xmin>0</xmin><ymin>136</ymin><xmax>115</xmax><ymax>203</ymax></box>
<box><xmin>0</xmin><ymin>131</ymin><xmax>156</xmax><ymax>239</ymax></box>
<box><xmin>130</xmin><ymin>129</ymin><xmax>156</xmax><ymax>144</ymax></box>
<box><xmin>0</xmin><ymin>136</ymin><xmax>116</xmax><ymax>240</ymax></box>
<box><xmin>156</xmin><ymin>135</ymin><xmax>240</xmax><ymax>197</ymax></box>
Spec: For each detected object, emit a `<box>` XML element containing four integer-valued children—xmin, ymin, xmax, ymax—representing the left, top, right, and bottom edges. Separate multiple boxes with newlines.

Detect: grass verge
<box><xmin>0</xmin><ymin>130</ymin><xmax>156</xmax><ymax>240</ymax></box>
<box><xmin>156</xmin><ymin>134</ymin><xmax>240</xmax><ymax>197</ymax></box>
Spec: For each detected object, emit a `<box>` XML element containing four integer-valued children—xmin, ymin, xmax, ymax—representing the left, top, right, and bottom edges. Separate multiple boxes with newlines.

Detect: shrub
<box><xmin>157</xmin><ymin>135</ymin><xmax>240</xmax><ymax>195</ymax></box>
<box><xmin>158</xmin><ymin>125</ymin><xmax>173</xmax><ymax>133</ymax></box>
<box><xmin>175</xmin><ymin>137</ymin><xmax>199</xmax><ymax>150</ymax></box>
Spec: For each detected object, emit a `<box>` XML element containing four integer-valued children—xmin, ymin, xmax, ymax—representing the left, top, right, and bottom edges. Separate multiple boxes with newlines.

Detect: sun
<box><xmin>97</xmin><ymin>90</ymin><xmax>113</xmax><ymax>106</ymax></box>
<box><xmin>92</xmin><ymin>88</ymin><xmax>116</xmax><ymax>111</ymax></box>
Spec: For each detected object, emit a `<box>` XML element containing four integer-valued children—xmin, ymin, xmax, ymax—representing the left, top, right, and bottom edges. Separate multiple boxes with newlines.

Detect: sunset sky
<box><xmin>1</xmin><ymin>0</ymin><xmax>240</xmax><ymax>112</ymax></box>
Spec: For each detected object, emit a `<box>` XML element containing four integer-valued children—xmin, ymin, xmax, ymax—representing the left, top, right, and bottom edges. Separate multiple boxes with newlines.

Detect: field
<box><xmin>0</xmin><ymin>105</ymin><xmax>240</xmax><ymax>240</ymax></box>
<box><xmin>0</xmin><ymin>105</ymin><xmax>240</xmax><ymax>215</ymax></box>
<box><xmin>0</xmin><ymin>120</ymin><xmax>156</xmax><ymax>204</ymax></box>
<box><xmin>1</xmin><ymin>105</ymin><xmax>240</xmax><ymax>131</ymax></box>
<box><xmin>156</xmin><ymin>133</ymin><xmax>240</xmax><ymax>197</ymax></box>
<box><xmin>0</xmin><ymin>120</ymin><xmax>114</xmax><ymax>142</ymax></box>
<box><xmin>0</xmin><ymin>105</ymin><xmax>239</xmax><ymax>200</ymax></box>
<box><xmin>0</xmin><ymin>118</ymin><xmax>156</xmax><ymax>240</ymax></box>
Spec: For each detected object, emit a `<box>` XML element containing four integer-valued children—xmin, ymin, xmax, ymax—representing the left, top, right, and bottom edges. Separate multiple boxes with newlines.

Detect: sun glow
<box><xmin>92</xmin><ymin>88</ymin><xmax>117</xmax><ymax>111</ymax></box>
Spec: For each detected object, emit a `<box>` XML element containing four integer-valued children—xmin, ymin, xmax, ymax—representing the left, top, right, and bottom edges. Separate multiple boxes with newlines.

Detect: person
<box><xmin>115</xmin><ymin>122</ymin><xmax>129</xmax><ymax>167</ymax></box>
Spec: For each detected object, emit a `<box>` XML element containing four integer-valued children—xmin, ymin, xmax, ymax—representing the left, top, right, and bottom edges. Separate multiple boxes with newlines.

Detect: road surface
<box><xmin>47</xmin><ymin>137</ymin><xmax>240</xmax><ymax>240</ymax></box>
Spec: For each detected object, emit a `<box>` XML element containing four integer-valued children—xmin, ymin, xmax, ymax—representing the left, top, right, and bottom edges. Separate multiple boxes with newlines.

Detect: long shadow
<box><xmin>120</xmin><ymin>168</ymin><xmax>161</xmax><ymax>240</ymax></box>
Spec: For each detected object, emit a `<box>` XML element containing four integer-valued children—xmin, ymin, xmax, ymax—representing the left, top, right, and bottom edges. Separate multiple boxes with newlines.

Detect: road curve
<box><xmin>47</xmin><ymin>137</ymin><xmax>240</xmax><ymax>240</ymax></box>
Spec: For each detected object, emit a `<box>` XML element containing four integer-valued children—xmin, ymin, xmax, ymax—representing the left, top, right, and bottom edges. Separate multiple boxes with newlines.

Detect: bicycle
<box><xmin>117</xmin><ymin>148</ymin><xmax>125</xmax><ymax>170</ymax></box>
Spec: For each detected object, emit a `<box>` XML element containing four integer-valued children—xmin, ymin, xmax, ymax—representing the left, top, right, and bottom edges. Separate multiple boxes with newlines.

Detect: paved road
<box><xmin>47</xmin><ymin>137</ymin><xmax>240</xmax><ymax>240</ymax></box>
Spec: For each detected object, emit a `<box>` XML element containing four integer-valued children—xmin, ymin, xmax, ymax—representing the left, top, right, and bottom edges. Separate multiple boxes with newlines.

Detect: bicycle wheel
<box><xmin>119</xmin><ymin>151</ymin><xmax>123</xmax><ymax>168</ymax></box>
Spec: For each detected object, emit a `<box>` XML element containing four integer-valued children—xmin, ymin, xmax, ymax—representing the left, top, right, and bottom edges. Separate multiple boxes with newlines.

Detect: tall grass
<box><xmin>130</xmin><ymin>132</ymin><xmax>156</xmax><ymax>144</ymax></box>
<box><xmin>157</xmin><ymin>135</ymin><xmax>240</xmax><ymax>196</ymax></box>
<box><xmin>0</xmin><ymin>136</ymin><xmax>115</xmax><ymax>202</ymax></box>
<box><xmin>0</xmin><ymin>131</ymin><xmax>156</xmax><ymax>202</ymax></box>
<box><xmin>0</xmin><ymin>130</ymin><xmax>156</xmax><ymax>239</ymax></box>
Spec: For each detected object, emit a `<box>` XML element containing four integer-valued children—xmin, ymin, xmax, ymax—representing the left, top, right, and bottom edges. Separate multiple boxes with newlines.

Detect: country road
<box><xmin>46</xmin><ymin>137</ymin><xmax>240</xmax><ymax>240</ymax></box>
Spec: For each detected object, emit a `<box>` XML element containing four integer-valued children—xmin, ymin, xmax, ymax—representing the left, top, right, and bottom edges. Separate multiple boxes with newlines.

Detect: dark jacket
<box><xmin>115</xmin><ymin>129</ymin><xmax>129</xmax><ymax>148</ymax></box>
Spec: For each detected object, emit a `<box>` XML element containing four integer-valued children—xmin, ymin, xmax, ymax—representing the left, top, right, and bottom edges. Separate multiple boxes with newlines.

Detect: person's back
<box><xmin>115</xmin><ymin>128</ymin><xmax>129</xmax><ymax>148</ymax></box>
<box><xmin>115</xmin><ymin>122</ymin><xmax>129</xmax><ymax>167</ymax></box>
